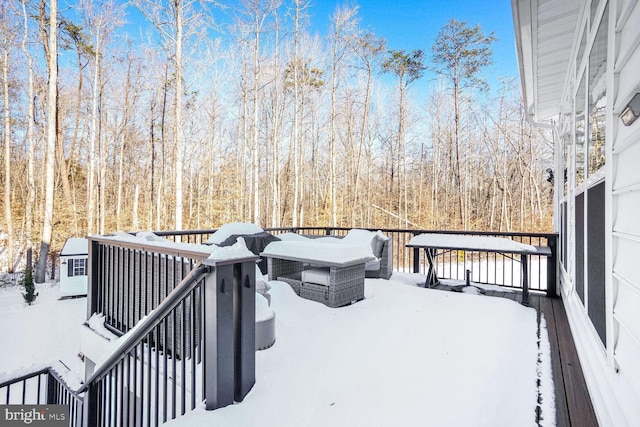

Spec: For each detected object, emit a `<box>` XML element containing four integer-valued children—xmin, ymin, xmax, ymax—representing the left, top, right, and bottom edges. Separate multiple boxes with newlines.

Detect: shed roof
<box><xmin>61</xmin><ymin>237</ymin><xmax>88</xmax><ymax>256</ymax></box>
<box><xmin>512</xmin><ymin>0</ymin><xmax>582</xmax><ymax>123</ymax></box>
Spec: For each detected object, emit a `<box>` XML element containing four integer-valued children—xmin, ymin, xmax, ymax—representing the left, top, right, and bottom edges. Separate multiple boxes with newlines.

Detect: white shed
<box><xmin>59</xmin><ymin>237</ymin><xmax>89</xmax><ymax>298</ymax></box>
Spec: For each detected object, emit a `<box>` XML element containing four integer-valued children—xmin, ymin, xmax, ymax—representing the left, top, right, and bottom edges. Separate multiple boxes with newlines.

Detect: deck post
<box><xmin>83</xmin><ymin>382</ymin><xmax>99</xmax><ymax>426</ymax></box>
<box><xmin>521</xmin><ymin>254</ymin><xmax>529</xmax><ymax>306</ymax></box>
<box><xmin>87</xmin><ymin>239</ymin><xmax>101</xmax><ymax>321</ymax></box>
<box><xmin>203</xmin><ymin>256</ymin><xmax>258</xmax><ymax>410</ymax></box>
<box><xmin>413</xmin><ymin>247</ymin><xmax>420</xmax><ymax>274</ymax></box>
<box><xmin>547</xmin><ymin>235</ymin><xmax>558</xmax><ymax>297</ymax></box>
<box><xmin>46</xmin><ymin>372</ymin><xmax>57</xmax><ymax>404</ymax></box>
<box><xmin>234</xmin><ymin>260</ymin><xmax>256</xmax><ymax>402</ymax></box>
<box><xmin>203</xmin><ymin>263</ymin><xmax>234</xmax><ymax>410</ymax></box>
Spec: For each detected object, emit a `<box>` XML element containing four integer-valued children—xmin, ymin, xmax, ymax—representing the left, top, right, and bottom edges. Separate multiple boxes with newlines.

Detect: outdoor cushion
<box><xmin>372</xmin><ymin>231</ymin><xmax>389</xmax><ymax>258</ymax></box>
<box><xmin>365</xmin><ymin>258</ymin><xmax>381</xmax><ymax>272</ymax></box>
<box><xmin>205</xmin><ymin>222</ymin><xmax>264</xmax><ymax>245</ymax></box>
<box><xmin>302</xmin><ymin>267</ymin><xmax>331</xmax><ymax>286</ymax></box>
<box><xmin>342</xmin><ymin>229</ymin><xmax>389</xmax><ymax>259</ymax></box>
<box><xmin>217</xmin><ymin>231</ymin><xmax>281</xmax><ymax>274</ymax></box>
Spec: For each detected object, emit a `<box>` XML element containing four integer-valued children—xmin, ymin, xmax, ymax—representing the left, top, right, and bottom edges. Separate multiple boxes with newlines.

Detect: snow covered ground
<box><xmin>0</xmin><ymin>280</ymin><xmax>86</xmax><ymax>381</ymax></box>
<box><xmin>0</xmin><ymin>273</ymin><xmax>555</xmax><ymax>427</ymax></box>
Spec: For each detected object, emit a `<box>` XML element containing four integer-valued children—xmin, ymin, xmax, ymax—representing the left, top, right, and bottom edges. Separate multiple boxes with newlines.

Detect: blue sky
<box><xmin>63</xmin><ymin>0</ymin><xmax>520</xmax><ymax>95</ymax></box>
<box><xmin>306</xmin><ymin>0</ymin><xmax>520</xmax><ymax>89</ymax></box>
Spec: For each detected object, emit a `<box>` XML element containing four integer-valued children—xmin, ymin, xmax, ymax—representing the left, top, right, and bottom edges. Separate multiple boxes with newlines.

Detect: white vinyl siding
<box><xmin>610</xmin><ymin>0</ymin><xmax>640</xmax><ymax>423</ymax></box>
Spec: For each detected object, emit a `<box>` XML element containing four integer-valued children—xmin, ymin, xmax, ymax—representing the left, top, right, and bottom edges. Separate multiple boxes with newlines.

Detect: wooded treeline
<box><xmin>0</xmin><ymin>0</ymin><xmax>553</xmax><ymax>276</ymax></box>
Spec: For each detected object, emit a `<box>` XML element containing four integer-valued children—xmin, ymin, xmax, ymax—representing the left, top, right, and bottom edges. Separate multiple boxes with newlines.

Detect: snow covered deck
<box><xmin>2</xmin><ymin>230</ymin><xmax>593</xmax><ymax>427</ymax></box>
<box><xmin>430</xmin><ymin>281</ymin><xmax>598</xmax><ymax>427</ymax></box>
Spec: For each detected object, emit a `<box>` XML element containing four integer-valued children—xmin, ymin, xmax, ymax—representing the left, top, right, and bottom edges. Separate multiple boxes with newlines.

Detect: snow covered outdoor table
<box><xmin>261</xmin><ymin>241</ymin><xmax>375</xmax><ymax>307</ymax></box>
<box><xmin>406</xmin><ymin>233</ymin><xmax>552</xmax><ymax>305</ymax></box>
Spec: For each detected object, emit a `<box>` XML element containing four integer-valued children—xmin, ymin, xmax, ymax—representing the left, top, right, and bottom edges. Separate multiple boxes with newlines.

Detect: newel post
<box><xmin>547</xmin><ymin>235</ymin><xmax>558</xmax><ymax>297</ymax></box>
<box><xmin>202</xmin><ymin>255</ymin><xmax>258</xmax><ymax>410</ymax></box>
<box><xmin>87</xmin><ymin>238</ymin><xmax>101</xmax><ymax>320</ymax></box>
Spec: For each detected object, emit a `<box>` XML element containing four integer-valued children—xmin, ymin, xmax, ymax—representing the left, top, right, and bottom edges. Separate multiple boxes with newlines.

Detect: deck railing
<box><xmin>155</xmin><ymin>227</ymin><xmax>558</xmax><ymax>296</ymax></box>
<box><xmin>81</xmin><ymin>264</ymin><xmax>209</xmax><ymax>426</ymax></box>
<box><xmin>87</xmin><ymin>236</ymin><xmax>211</xmax><ymax>334</ymax></box>
<box><xmin>0</xmin><ymin>367</ymin><xmax>84</xmax><ymax>427</ymax></box>
<box><xmin>17</xmin><ymin>227</ymin><xmax>554</xmax><ymax>426</ymax></box>
<box><xmin>81</xmin><ymin>236</ymin><xmax>258</xmax><ymax>426</ymax></box>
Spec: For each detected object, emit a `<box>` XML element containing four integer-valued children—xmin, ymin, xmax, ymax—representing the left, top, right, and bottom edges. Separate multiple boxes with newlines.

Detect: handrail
<box><xmin>150</xmin><ymin>226</ymin><xmax>557</xmax><ymax>240</ymax></box>
<box><xmin>0</xmin><ymin>367</ymin><xmax>49</xmax><ymax>389</ymax></box>
<box><xmin>263</xmin><ymin>226</ymin><xmax>556</xmax><ymax>238</ymax></box>
<box><xmin>89</xmin><ymin>234</ymin><xmax>213</xmax><ymax>261</ymax></box>
<box><xmin>148</xmin><ymin>226</ymin><xmax>557</xmax><ymax>295</ymax></box>
<box><xmin>78</xmin><ymin>262</ymin><xmax>209</xmax><ymax>394</ymax></box>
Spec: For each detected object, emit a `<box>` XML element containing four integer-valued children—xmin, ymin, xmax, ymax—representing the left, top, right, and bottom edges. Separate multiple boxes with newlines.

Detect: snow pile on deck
<box><xmin>409</xmin><ymin>233</ymin><xmax>538</xmax><ymax>252</ymax></box>
<box><xmin>262</xmin><ymin>240</ymin><xmax>374</xmax><ymax>263</ymax></box>
<box><xmin>166</xmin><ymin>277</ymin><xmax>549</xmax><ymax>427</ymax></box>
<box><xmin>205</xmin><ymin>222</ymin><xmax>264</xmax><ymax>245</ymax></box>
<box><xmin>97</xmin><ymin>231</ymin><xmax>256</xmax><ymax>261</ymax></box>
<box><xmin>0</xmin><ymin>271</ymin><xmax>552</xmax><ymax>427</ymax></box>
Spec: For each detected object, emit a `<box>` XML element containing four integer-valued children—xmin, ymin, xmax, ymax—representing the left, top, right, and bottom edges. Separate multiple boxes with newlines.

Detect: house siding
<box><xmin>611</xmin><ymin>0</ymin><xmax>640</xmax><ymax>421</ymax></box>
<box><xmin>556</xmin><ymin>0</ymin><xmax>640</xmax><ymax>425</ymax></box>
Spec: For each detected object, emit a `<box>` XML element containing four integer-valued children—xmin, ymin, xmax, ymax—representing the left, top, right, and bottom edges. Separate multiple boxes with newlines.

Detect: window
<box><xmin>588</xmin><ymin>4</ymin><xmax>608</xmax><ymax>177</ymax></box>
<box><xmin>575</xmin><ymin>75</ymin><xmax>586</xmax><ymax>186</ymax></box>
<box><xmin>575</xmin><ymin>192</ymin><xmax>585</xmax><ymax>304</ymax></box>
<box><xmin>68</xmin><ymin>258</ymin><xmax>87</xmax><ymax>277</ymax></box>
<box><xmin>587</xmin><ymin>181</ymin><xmax>606</xmax><ymax>345</ymax></box>
<box><xmin>561</xmin><ymin>201</ymin><xmax>568</xmax><ymax>268</ymax></box>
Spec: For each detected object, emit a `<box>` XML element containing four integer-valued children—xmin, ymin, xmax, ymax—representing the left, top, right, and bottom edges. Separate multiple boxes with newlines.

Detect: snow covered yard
<box><xmin>0</xmin><ymin>274</ymin><xmax>555</xmax><ymax>426</ymax></box>
<box><xmin>0</xmin><ymin>280</ymin><xmax>86</xmax><ymax>380</ymax></box>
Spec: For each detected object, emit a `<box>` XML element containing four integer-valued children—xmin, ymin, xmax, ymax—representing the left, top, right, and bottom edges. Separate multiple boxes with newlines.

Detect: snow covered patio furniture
<box><xmin>271</xmin><ymin>229</ymin><xmax>393</xmax><ymax>279</ymax></box>
<box><xmin>407</xmin><ymin>233</ymin><xmax>552</xmax><ymax>305</ymax></box>
<box><xmin>261</xmin><ymin>239</ymin><xmax>375</xmax><ymax>307</ymax></box>
<box><xmin>204</xmin><ymin>222</ymin><xmax>281</xmax><ymax>275</ymax></box>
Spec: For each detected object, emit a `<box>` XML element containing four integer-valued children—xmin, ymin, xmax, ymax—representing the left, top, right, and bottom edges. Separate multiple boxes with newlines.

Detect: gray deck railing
<box><xmin>82</xmin><ymin>236</ymin><xmax>258</xmax><ymax>426</ymax></box>
<box><xmin>0</xmin><ymin>367</ymin><xmax>84</xmax><ymax>426</ymax></box>
<box><xmin>155</xmin><ymin>227</ymin><xmax>558</xmax><ymax>296</ymax></box>
<box><xmin>80</xmin><ymin>264</ymin><xmax>209</xmax><ymax>426</ymax></box>
<box><xmin>87</xmin><ymin>236</ymin><xmax>211</xmax><ymax>334</ymax></box>
<box><xmin>5</xmin><ymin>227</ymin><xmax>555</xmax><ymax>426</ymax></box>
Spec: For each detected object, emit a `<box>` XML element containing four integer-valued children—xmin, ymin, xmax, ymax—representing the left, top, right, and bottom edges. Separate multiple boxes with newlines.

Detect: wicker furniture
<box><xmin>262</xmin><ymin>241</ymin><xmax>373</xmax><ymax>308</ymax></box>
<box><xmin>277</xmin><ymin>231</ymin><xmax>393</xmax><ymax>280</ymax></box>
<box><xmin>364</xmin><ymin>236</ymin><xmax>393</xmax><ymax>280</ymax></box>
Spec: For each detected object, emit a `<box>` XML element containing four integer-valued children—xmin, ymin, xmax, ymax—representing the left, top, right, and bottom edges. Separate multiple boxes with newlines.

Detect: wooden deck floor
<box><xmin>432</xmin><ymin>284</ymin><xmax>599</xmax><ymax>426</ymax></box>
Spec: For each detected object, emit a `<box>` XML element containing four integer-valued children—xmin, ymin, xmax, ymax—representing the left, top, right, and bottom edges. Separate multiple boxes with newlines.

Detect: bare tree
<box><xmin>133</xmin><ymin>0</ymin><xmax>214</xmax><ymax>231</ymax></box>
<box><xmin>353</xmin><ymin>31</ymin><xmax>385</xmax><ymax>225</ymax></box>
<box><xmin>35</xmin><ymin>0</ymin><xmax>57</xmax><ymax>283</ymax></box>
<box><xmin>79</xmin><ymin>0</ymin><xmax>124</xmax><ymax>234</ymax></box>
<box><xmin>0</xmin><ymin>1</ymin><xmax>17</xmax><ymax>272</ymax></box>
<box><xmin>431</xmin><ymin>18</ymin><xmax>495</xmax><ymax>229</ymax></box>
<box><xmin>382</xmin><ymin>49</ymin><xmax>424</xmax><ymax>227</ymax></box>
<box><xmin>59</xmin><ymin>18</ymin><xmax>92</xmax><ymax>234</ymax></box>
<box><xmin>328</xmin><ymin>4</ymin><xmax>358</xmax><ymax>227</ymax></box>
<box><xmin>288</xmin><ymin>0</ymin><xmax>311</xmax><ymax>227</ymax></box>
<box><xmin>20</xmin><ymin>0</ymin><xmax>37</xmax><ymax>248</ymax></box>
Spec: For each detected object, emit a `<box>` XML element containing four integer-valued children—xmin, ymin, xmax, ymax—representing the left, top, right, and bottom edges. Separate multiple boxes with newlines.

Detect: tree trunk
<box><xmin>174</xmin><ymin>0</ymin><xmax>184</xmax><ymax>231</ymax></box>
<box><xmin>132</xmin><ymin>183</ymin><xmax>140</xmax><ymax>231</ymax></box>
<box><xmin>2</xmin><ymin>48</ymin><xmax>14</xmax><ymax>273</ymax></box>
<box><xmin>35</xmin><ymin>0</ymin><xmax>57</xmax><ymax>283</ymax></box>
<box><xmin>116</xmin><ymin>57</ymin><xmax>132</xmax><ymax>231</ymax></box>
<box><xmin>87</xmin><ymin>30</ymin><xmax>101</xmax><ymax>236</ymax></box>
<box><xmin>291</xmin><ymin>1</ymin><xmax>301</xmax><ymax>227</ymax></box>
<box><xmin>270</xmin><ymin>11</ymin><xmax>281</xmax><ymax>228</ymax></box>
<box><xmin>21</xmin><ymin>0</ymin><xmax>36</xmax><ymax>248</ymax></box>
